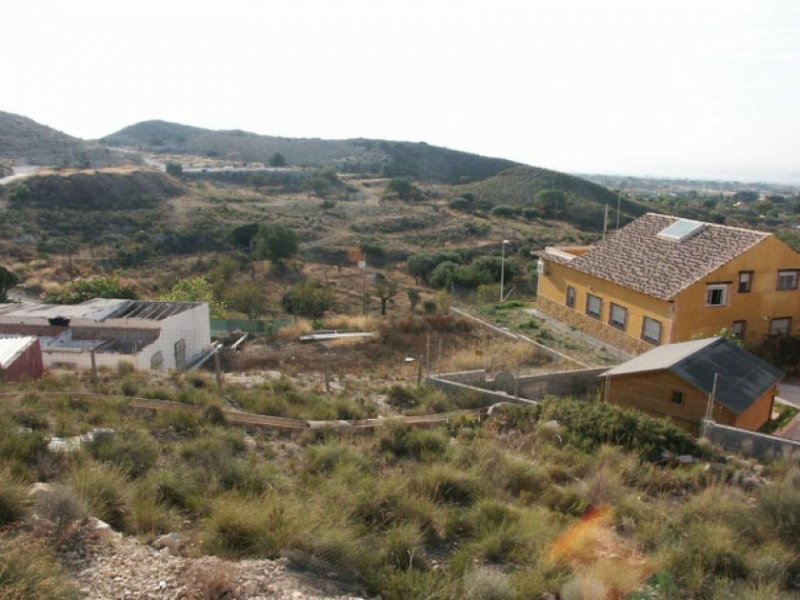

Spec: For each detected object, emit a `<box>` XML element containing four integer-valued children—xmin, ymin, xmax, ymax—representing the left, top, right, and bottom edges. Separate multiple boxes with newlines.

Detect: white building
<box><xmin>0</xmin><ymin>298</ymin><xmax>211</xmax><ymax>372</ymax></box>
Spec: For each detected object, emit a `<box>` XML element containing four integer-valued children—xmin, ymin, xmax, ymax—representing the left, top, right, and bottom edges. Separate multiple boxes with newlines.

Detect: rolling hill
<box><xmin>0</xmin><ymin>110</ymin><xmax>132</xmax><ymax>168</ymax></box>
<box><xmin>458</xmin><ymin>165</ymin><xmax>649</xmax><ymax>230</ymax></box>
<box><xmin>101</xmin><ymin>120</ymin><xmax>519</xmax><ymax>184</ymax></box>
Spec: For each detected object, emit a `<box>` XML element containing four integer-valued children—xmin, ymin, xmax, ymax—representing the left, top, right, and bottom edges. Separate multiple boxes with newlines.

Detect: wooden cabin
<box><xmin>601</xmin><ymin>337</ymin><xmax>782</xmax><ymax>434</ymax></box>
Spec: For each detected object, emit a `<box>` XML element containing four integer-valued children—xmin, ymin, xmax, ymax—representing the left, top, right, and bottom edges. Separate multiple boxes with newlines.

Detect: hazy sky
<box><xmin>3</xmin><ymin>0</ymin><xmax>798</xmax><ymax>183</ymax></box>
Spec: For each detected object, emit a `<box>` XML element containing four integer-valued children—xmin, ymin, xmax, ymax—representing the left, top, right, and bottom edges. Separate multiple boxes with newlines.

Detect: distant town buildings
<box><xmin>0</xmin><ymin>299</ymin><xmax>211</xmax><ymax>372</ymax></box>
<box><xmin>536</xmin><ymin>213</ymin><xmax>800</xmax><ymax>354</ymax></box>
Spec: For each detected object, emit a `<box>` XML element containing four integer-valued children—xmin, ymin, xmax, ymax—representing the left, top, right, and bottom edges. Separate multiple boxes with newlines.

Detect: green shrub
<box><xmin>0</xmin><ymin>475</ymin><xmax>28</xmax><ymax>527</ymax></box>
<box><xmin>380</xmin><ymin>524</ymin><xmax>425</xmax><ymax>570</ymax></box>
<box><xmin>305</xmin><ymin>442</ymin><xmax>371</xmax><ymax>474</ymax></box>
<box><xmin>413</xmin><ymin>466</ymin><xmax>479</xmax><ymax>506</ymax></box>
<box><xmin>34</xmin><ymin>485</ymin><xmax>88</xmax><ymax>539</ymax></box>
<box><xmin>127</xmin><ymin>496</ymin><xmax>176</xmax><ymax>537</ymax></box>
<box><xmin>69</xmin><ymin>466</ymin><xmax>130</xmax><ymax>530</ymax></box>
<box><xmin>203</xmin><ymin>495</ymin><xmax>294</xmax><ymax>559</ymax></box>
<box><xmin>463</xmin><ymin>566</ymin><xmax>513</xmax><ymax>600</ymax></box>
<box><xmin>90</xmin><ymin>429</ymin><xmax>158</xmax><ymax>478</ymax></box>
<box><xmin>350</xmin><ymin>481</ymin><xmax>441</xmax><ymax>539</ymax></box>
<box><xmin>379</xmin><ymin>424</ymin><xmax>449</xmax><ymax>460</ymax></box>
<box><xmin>0</xmin><ymin>535</ymin><xmax>78</xmax><ymax>599</ymax></box>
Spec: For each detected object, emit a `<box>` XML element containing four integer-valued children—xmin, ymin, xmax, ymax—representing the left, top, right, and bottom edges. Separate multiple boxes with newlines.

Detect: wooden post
<box><xmin>214</xmin><ymin>350</ymin><xmax>223</xmax><ymax>389</ymax></box>
<box><xmin>426</xmin><ymin>334</ymin><xmax>431</xmax><ymax>374</ymax></box>
<box><xmin>417</xmin><ymin>354</ymin><xmax>423</xmax><ymax>386</ymax></box>
<box><xmin>90</xmin><ymin>348</ymin><xmax>98</xmax><ymax>387</ymax></box>
<box><xmin>437</xmin><ymin>337</ymin><xmax>442</xmax><ymax>373</ymax></box>
<box><xmin>324</xmin><ymin>352</ymin><xmax>331</xmax><ymax>394</ymax></box>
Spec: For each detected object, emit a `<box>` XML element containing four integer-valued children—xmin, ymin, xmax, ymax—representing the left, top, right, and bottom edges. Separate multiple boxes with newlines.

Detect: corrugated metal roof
<box><xmin>0</xmin><ymin>336</ymin><xmax>38</xmax><ymax>369</ymax></box>
<box><xmin>603</xmin><ymin>337</ymin><xmax>784</xmax><ymax>414</ymax></box>
<box><xmin>106</xmin><ymin>301</ymin><xmax>199</xmax><ymax>321</ymax></box>
<box><xmin>0</xmin><ymin>299</ymin><xmax>127</xmax><ymax>321</ymax></box>
<box><xmin>603</xmin><ymin>338</ymin><xmax>720</xmax><ymax>377</ymax></box>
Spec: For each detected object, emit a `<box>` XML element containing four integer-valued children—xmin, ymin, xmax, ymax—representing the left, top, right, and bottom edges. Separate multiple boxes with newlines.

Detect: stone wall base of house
<box><xmin>537</xmin><ymin>296</ymin><xmax>650</xmax><ymax>355</ymax></box>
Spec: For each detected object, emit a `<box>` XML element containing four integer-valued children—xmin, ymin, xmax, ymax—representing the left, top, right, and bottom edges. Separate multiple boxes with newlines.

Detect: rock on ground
<box><xmin>66</xmin><ymin>527</ymin><xmax>365</xmax><ymax>600</ymax></box>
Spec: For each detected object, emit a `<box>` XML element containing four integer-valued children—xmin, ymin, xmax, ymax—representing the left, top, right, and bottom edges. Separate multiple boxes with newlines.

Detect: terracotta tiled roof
<box><xmin>551</xmin><ymin>213</ymin><xmax>770</xmax><ymax>300</ymax></box>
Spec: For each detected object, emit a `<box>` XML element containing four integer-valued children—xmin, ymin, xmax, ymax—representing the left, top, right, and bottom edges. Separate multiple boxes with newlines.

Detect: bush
<box><xmin>413</xmin><ymin>466</ymin><xmax>479</xmax><ymax>506</ymax></box>
<box><xmin>0</xmin><ymin>535</ymin><xmax>78</xmax><ymax>599</ymax></box>
<box><xmin>463</xmin><ymin>566</ymin><xmax>513</xmax><ymax>600</ymax></box>
<box><xmin>379</xmin><ymin>424</ymin><xmax>449</xmax><ymax>461</ymax></box>
<box><xmin>204</xmin><ymin>495</ymin><xmax>294</xmax><ymax>559</ymax></box>
<box><xmin>305</xmin><ymin>442</ymin><xmax>371</xmax><ymax>474</ymax></box>
<box><xmin>0</xmin><ymin>475</ymin><xmax>28</xmax><ymax>527</ymax></box>
<box><xmin>91</xmin><ymin>429</ymin><xmax>158</xmax><ymax>478</ymax></box>
<box><xmin>34</xmin><ymin>485</ymin><xmax>88</xmax><ymax>540</ymax></box>
<box><xmin>69</xmin><ymin>466</ymin><xmax>130</xmax><ymax>531</ymax></box>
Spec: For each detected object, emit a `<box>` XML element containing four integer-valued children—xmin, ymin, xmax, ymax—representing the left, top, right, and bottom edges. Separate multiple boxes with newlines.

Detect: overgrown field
<box><xmin>1</xmin><ymin>372</ymin><xmax>799</xmax><ymax>599</ymax></box>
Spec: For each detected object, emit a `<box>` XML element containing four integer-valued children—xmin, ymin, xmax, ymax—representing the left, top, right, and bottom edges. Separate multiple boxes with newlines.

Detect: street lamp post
<box><xmin>499</xmin><ymin>239</ymin><xmax>509</xmax><ymax>302</ymax></box>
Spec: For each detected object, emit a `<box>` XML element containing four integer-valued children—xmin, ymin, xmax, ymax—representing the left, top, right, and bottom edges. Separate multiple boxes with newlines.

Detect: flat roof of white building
<box><xmin>0</xmin><ymin>299</ymin><xmax>127</xmax><ymax>322</ymax></box>
<box><xmin>0</xmin><ymin>299</ymin><xmax>203</xmax><ymax>324</ymax></box>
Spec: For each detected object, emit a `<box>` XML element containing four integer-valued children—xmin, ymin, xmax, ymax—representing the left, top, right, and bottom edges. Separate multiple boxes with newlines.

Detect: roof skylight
<box><xmin>657</xmin><ymin>219</ymin><xmax>705</xmax><ymax>242</ymax></box>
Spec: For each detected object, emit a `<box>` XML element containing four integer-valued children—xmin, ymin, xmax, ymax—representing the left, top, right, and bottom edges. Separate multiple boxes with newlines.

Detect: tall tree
<box><xmin>281</xmin><ymin>280</ymin><xmax>334</xmax><ymax>319</ymax></box>
<box><xmin>254</xmin><ymin>224</ymin><xmax>299</xmax><ymax>266</ymax></box>
<box><xmin>373</xmin><ymin>273</ymin><xmax>398</xmax><ymax>316</ymax></box>
<box><xmin>0</xmin><ymin>266</ymin><xmax>18</xmax><ymax>302</ymax></box>
<box><xmin>269</xmin><ymin>152</ymin><xmax>287</xmax><ymax>167</ymax></box>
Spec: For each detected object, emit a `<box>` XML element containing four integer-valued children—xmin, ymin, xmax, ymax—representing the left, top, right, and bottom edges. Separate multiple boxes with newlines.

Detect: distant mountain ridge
<box><xmin>0</xmin><ymin>111</ymin><xmax>132</xmax><ymax>169</ymax></box>
<box><xmin>102</xmin><ymin>120</ymin><xmax>520</xmax><ymax>184</ymax></box>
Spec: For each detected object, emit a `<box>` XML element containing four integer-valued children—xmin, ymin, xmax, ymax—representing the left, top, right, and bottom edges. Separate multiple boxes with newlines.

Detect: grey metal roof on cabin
<box><xmin>553</xmin><ymin>213</ymin><xmax>770</xmax><ymax>299</ymax></box>
<box><xmin>603</xmin><ymin>337</ymin><xmax>783</xmax><ymax>414</ymax></box>
<box><xmin>106</xmin><ymin>301</ymin><xmax>199</xmax><ymax>321</ymax></box>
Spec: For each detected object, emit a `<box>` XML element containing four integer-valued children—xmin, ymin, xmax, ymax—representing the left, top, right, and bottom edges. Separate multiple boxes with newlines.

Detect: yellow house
<box><xmin>536</xmin><ymin>213</ymin><xmax>800</xmax><ymax>354</ymax></box>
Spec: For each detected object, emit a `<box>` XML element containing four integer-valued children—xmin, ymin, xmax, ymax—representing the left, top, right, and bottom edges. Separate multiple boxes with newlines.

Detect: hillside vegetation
<box><xmin>0</xmin><ymin>111</ymin><xmax>132</xmax><ymax>168</ymax></box>
<box><xmin>1</xmin><ymin>371</ymin><xmax>798</xmax><ymax>599</ymax></box>
<box><xmin>457</xmin><ymin>166</ymin><xmax>650</xmax><ymax>230</ymax></box>
<box><xmin>102</xmin><ymin>120</ymin><xmax>518</xmax><ymax>184</ymax></box>
<box><xmin>7</xmin><ymin>168</ymin><xmax>184</xmax><ymax>210</ymax></box>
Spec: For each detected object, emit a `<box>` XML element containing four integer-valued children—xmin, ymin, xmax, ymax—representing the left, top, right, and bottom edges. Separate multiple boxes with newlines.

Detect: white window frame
<box><xmin>585</xmin><ymin>294</ymin><xmax>602</xmax><ymax>319</ymax></box>
<box><xmin>770</xmin><ymin>317</ymin><xmax>792</xmax><ymax>336</ymax></box>
<box><xmin>642</xmin><ymin>317</ymin><xmax>662</xmax><ymax>345</ymax></box>
<box><xmin>706</xmin><ymin>284</ymin><xmax>728</xmax><ymax>307</ymax></box>
<box><xmin>609</xmin><ymin>303</ymin><xmax>627</xmax><ymax>331</ymax></box>
<box><xmin>777</xmin><ymin>270</ymin><xmax>799</xmax><ymax>291</ymax></box>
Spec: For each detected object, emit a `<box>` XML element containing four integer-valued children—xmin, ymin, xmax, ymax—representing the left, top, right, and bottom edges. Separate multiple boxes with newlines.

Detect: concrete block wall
<box><xmin>514</xmin><ymin>368</ymin><xmax>606</xmax><ymax>400</ymax></box>
<box><xmin>429</xmin><ymin>367</ymin><xmax>606</xmax><ymax>405</ymax></box>
<box><xmin>702</xmin><ymin>420</ymin><xmax>800</xmax><ymax>462</ymax></box>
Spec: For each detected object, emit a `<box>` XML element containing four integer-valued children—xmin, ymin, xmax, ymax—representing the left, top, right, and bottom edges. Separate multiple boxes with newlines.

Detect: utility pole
<box><xmin>603</xmin><ymin>204</ymin><xmax>609</xmax><ymax>241</ymax></box>
<box><xmin>499</xmin><ymin>239</ymin><xmax>509</xmax><ymax>302</ymax></box>
<box><xmin>616</xmin><ymin>190</ymin><xmax>622</xmax><ymax>230</ymax></box>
